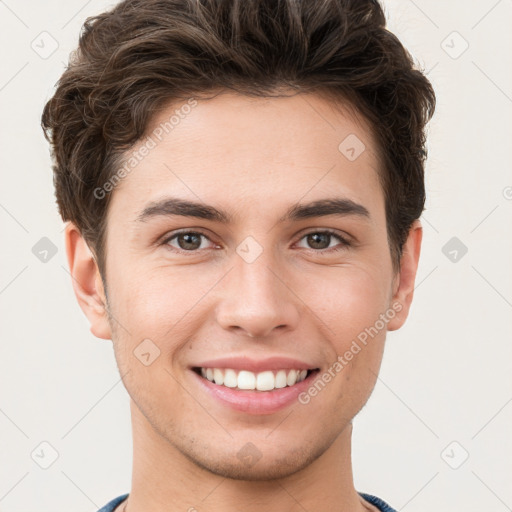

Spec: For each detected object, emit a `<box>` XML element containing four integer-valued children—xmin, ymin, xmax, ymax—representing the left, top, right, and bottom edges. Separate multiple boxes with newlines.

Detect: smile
<box><xmin>190</xmin><ymin>365</ymin><xmax>321</xmax><ymax>414</ymax></box>
<box><xmin>193</xmin><ymin>367</ymin><xmax>315</xmax><ymax>391</ymax></box>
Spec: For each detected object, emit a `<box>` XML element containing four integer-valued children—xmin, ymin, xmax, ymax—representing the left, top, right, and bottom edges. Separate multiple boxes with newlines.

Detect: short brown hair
<box><xmin>41</xmin><ymin>0</ymin><xmax>435</xmax><ymax>279</ymax></box>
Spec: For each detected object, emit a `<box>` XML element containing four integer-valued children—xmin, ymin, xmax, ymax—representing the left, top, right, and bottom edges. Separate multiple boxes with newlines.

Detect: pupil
<box><xmin>179</xmin><ymin>233</ymin><xmax>201</xmax><ymax>250</ymax></box>
<box><xmin>309</xmin><ymin>233</ymin><xmax>329</xmax><ymax>249</ymax></box>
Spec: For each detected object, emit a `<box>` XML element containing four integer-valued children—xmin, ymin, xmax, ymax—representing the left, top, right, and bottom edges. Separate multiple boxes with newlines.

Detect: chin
<box><xmin>176</xmin><ymin>438</ymin><xmax>330</xmax><ymax>482</ymax></box>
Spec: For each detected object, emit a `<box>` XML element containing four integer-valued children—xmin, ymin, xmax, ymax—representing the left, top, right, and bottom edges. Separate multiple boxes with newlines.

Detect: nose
<box><xmin>215</xmin><ymin>249</ymin><xmax>300</xmax><ymax>338</ymax></box>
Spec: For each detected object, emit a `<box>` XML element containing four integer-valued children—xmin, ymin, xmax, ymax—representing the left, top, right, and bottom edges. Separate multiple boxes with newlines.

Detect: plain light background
<box><xmin>1</xmin><ymin>0</ymin><xmax>511</xmax><ymax>511</ymax></box>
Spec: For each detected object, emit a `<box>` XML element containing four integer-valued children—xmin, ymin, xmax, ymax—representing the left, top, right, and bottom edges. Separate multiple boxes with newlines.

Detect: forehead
<box><xmin>107</xmin><ymin>91</ymin><xmax>383</xmax><ymax>222</ymax></box>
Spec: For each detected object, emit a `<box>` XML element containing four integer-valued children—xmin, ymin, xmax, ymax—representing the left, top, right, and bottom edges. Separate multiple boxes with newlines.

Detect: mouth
<box><xmin>192</xmin><ymin>366</ymin><xmax>320</xmax><ymax>392</ymax></box>
<box><xmin>189</xmin><ymin>356</ymin><xmax>322</xmax><ymax>414</ymax></box>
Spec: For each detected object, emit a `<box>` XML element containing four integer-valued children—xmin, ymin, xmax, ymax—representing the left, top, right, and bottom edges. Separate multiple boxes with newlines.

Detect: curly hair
<box><xmin>41</xmin><ymin>0</ymin><xmax>435</xmax><ymax>278</ymax></box>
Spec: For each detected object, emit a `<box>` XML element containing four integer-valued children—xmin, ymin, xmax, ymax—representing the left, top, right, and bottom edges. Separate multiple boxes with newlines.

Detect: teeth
<box><xmin>286</xmin><ymin>369</ymin><xmax>298</xmax><ymax>386</ymax></box>
<box><xmin>256</xmin><ymin>371</ymin><xmax>275</xmax><ymax>391</ymax></box>
<box><xmin>198</xmin><ymin>367</ymin><xmax>311</xmax><ymax>391</ymax></box>
<box><xmin>213</xmin><ymin>368</ymin><xmax>224</xmax><ymax>385</ymax></box>
<box><xmin>223</xmin><ymin>369</ymin><xmax>238</xmax><ymax>388</ymax></box>
<box><xmin>238</xmin><ymin>370</ymin><xmax>256</xmax><ymax>390</ymax></box>
<box><xmin>275</xmin><ymin>369</ymin><xmax>287</xmax><ymax>388</ymax></box>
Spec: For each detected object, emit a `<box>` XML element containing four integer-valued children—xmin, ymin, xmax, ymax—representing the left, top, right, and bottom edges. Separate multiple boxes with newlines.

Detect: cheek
<box><xmin>107</xmin><ymin>268</ymin><xmax>197</xmax><ymax>405</ymax></box>
<box><xmin>310</xmin><ymin>266</ymin><xmax>391</xmax><ymax>349</ymax></box>
<box><xmin>109</xmin><ymin>265</ymin><xmax>218</xmax><ymax>346</ymax></box>
<box><xmin>310</xmin><ymin>270</ymin><xmax>389</xmax><ymax>415</ymax></box>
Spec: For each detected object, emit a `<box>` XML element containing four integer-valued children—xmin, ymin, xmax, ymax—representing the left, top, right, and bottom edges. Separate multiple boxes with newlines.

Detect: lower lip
<box><xmin>191</xmin><ymin>369</ymin><xmax>319</xmax><ymax>415</ymax></box>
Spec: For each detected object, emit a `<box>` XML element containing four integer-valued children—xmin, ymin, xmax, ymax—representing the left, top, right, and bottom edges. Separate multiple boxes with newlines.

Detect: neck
<box><xmin>125</xmin><ymin>399</ymin><xmax>369</xmax><ymax>512</ymax></box>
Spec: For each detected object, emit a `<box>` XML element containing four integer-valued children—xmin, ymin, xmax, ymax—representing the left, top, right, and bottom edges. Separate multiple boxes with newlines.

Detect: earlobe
<box><xmin>387</xmin><ymin>220</ymin><xmax>423</xmax><ymax>332</ymax></box>
<box><xmin>64</xmin><ymin>222</ymin><xmax>112</xmax><ymax>340</ymax></box>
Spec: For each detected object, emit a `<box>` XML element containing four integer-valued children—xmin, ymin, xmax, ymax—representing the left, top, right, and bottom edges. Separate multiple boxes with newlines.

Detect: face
<box><xmin>70</xmin><ymin>91</ymin><xmax>420</xmax><ymax>480</ymax></box>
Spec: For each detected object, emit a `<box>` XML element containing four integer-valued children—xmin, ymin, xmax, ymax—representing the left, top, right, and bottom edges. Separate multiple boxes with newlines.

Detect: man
<box><xmin>41</xmin><ymin>0</ymin><xmax>435</xmax><ymax>510</ymax></box>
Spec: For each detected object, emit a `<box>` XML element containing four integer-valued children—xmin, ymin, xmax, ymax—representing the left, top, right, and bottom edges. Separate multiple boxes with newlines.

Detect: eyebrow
<box><xmin>135</xmin><ymin>197</ymin><xmax>370</xmax><ymax>224</ymax></box>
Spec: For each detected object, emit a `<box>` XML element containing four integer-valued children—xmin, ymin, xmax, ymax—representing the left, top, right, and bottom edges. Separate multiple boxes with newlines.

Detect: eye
<box><xmin>162</xmin><ymin>231</ymin><xmax>216</xmax><ymax>252</ymax></box>
<box><xmin>160</xmin><ymin>229</ymin><xmax>352</xmax><ymax>254</ymax></box>
<box><xmin>296</xmin><ymin>230</ymin><xmax>351</xmax><ymax>253</ymax></box>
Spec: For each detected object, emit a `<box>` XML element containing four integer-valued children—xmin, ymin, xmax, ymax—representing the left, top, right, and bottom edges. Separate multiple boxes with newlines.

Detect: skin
<box><xmin>65</xmin><ymin>91</ymin><xmax>422</xmax><ymax>512</ymax></box>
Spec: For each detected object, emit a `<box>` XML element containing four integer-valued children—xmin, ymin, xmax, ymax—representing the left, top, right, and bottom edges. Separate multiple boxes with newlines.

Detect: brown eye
<box><xmin>306</xmin><ymin>233</ymin><xmax>331</xmax><ymax>249</ymax></box>
<box><xmin>165</xmin><ymin>232</ymin><xmax>211</xmax><ymax>251</ymax></box>
<box><xmin>296</xmin><ymin>230</ymin><xmax>351</xmax><ymax>253</ymax></box>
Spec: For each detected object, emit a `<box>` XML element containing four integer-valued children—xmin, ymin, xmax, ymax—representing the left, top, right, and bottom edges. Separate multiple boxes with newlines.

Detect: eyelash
<box><xmin>160</xmin><ymin>229</ymin><xmax>352</xmax><ymax>255</ymax></box>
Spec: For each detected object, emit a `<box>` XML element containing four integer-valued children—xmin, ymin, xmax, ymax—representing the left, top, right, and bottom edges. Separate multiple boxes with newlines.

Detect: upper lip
<box><xmin>192</xmin><ymin>356</ymin><xmax>319</xmax><ymax>373</ymax></box>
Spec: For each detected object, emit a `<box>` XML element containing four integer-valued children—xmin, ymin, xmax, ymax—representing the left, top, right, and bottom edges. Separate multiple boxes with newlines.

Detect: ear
<box><xmin>387</xmin><ymin>220</ymin><xmax>423</xmax><ymax>331</ymax></box>
<box><xmin>64</xmin><ymin>222</ymin><xmax>112</xmax><ymax>340</ymax></box>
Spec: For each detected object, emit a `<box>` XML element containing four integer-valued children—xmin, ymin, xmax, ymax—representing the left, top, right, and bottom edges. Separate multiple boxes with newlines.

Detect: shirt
<box><xmin>96</xmin><ymin>492</ymin><xmax>397</xmax><ymax>511</ymax></box>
